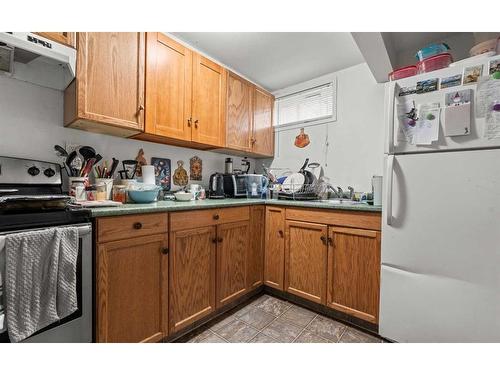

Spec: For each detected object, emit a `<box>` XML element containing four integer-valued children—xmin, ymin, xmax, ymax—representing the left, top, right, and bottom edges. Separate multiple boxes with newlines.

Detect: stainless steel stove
<box><xmin>0</xmin><ymin>156</ymin><xmax>92</xmax><ymax>342</ymax></box>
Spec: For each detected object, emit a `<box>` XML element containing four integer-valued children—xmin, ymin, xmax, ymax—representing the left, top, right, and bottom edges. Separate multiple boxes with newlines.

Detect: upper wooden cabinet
<box><xmin>135</xmin><ymin>33</ymin><xmax>225</xmax><ymax>148</ymax></box>
<box><xmin>226</xmin><ymin>72</ymin><xmax>253</xmax><ymax>152</ymax></box>
<box><xmin>225</xmin><ymin>74</ymin><xmax>275</xmax><ymax>157</ymax></box>
<box><xmin>34</xmin><ymin>32</ymin><xmax>76</xmax><ymax>48</ymax></box>
<box><xmin>264</xmin><ymin>206</ymin><xmax>285</xmax><ymax>290</ymax></box>
<box><xmin>191</xmin><ymin>53</ymin><xmax>226</xmax><ymax>147</ymax></box>
<box><xmin>142</xmin><ymin>32</ymin><xmax>192</xmax><ymax>142</ymax></box>
<box><xmin>327</xmin><ymin>227</ymin><xmax>381</xmax><ymax>324</ymax></box>
<box><xmin>252</xmin><ymin>87</ymin><xmax>274</xmax><ymax>157</ymax></box>
<box><xmin>284</xmin><ymin>220</ymin><xmax>327</xmax><ymax>305</ymax></box>
<box><xmin>64</xmin><ymin>32</ymin><xmax>146</xmax><ymax>137</ymax></box>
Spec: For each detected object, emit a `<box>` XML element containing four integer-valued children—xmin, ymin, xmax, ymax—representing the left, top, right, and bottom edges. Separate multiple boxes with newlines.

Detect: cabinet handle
<box><xmin>320</xmin><ymin>235</ymin><xmax>326</xmax><ymax>244</ymax></box>
<box><xmin>217</xmin><ymin>237</ymin><xmax>223</xmax><ymax>243</ymax></box>
<box><xmin>161</xmin><ymin>247</ymin><xmax>169</xmax><ymax>255</ymax></box>
<box><xmin>194</xmin><ymin>119</ymin><xmax>199</xmax><ymax>128</ymax></box>
<box><xmin>138</xmin><ymin>105</ymin><xmax>144</xmax><ymax>111</ymax></box>
<box><xmin>133</xmin><ymin>222</ymin><xmax>142</xmax><ymax>230</ymax></box>
<box><xmin>213</xmin><ymin>214</ymin><xmax>220</xmax><ymax>220</ymax></box>
<box><xmin>278</xmin><ymin>229</ymin><xmax>284</xmax><ymax>237</ymax></box>
<box><xmin>328</xmin><ymin>237</ymin><xmax>333</xmax><ymax>246</ymax></box>
<box><xmin>212</xmin><ymin>238</ymin><xmax>217</xmax><ymax>243</ymax></box>
<box><xmin>187</xmin><ymin>118</ymin><xmax>192</xmax><ymax>127</ymax></box>
<box><xmin>251</xmin><ymin>138</ymin><xmax>256</xmax><ymax>144</ymax></box>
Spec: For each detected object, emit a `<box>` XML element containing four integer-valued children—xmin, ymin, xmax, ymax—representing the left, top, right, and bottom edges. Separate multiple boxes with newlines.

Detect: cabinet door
<box><xmin>97</xmin><ymin>234</ymin><xmax>168</xmax><ymax>343</ymax></box>
<box><xmin>285</xmin><ymin>221</ymin><xmax>328</xmax><ymax>304</ymax></box>
<box><xmin>34</xmin><ymin>32</ymin><xmax>75</xmax><ymax>47</ymax></box>
<box><xmin>169</xmin><ymin>226</ymin><xmax>217</xmax><ymax>333</ymax></box>
<box><xmin>226</xmin><ymin>72</ymin><xmax>252</xmax><ymax>151</ymax></box>
<box><xmin>145</xmin><ymin>32</ymin><xmax>192</xmax><ymax>141</ymax></box>
<box><xmin>191</xmin><ymin>53</ymin><xmax>226</xmax><ymax>146</ymax></box>
<box><xmin>216</xmin><ymin>220</ymin><xmax>249</xmax><ymax>307</ymax></box>
<box><xmin>327</xmin><ymin>227</ymin><xmax>381</xmax><ymax>323</ymax></box>
<box><xmin>264</xmin><ymin>206</ymin><xmax>285</xmax><ymax>290</ymax></box>
<box><xmin>252</xmin><ymin>87</ymin><xmax>274</xmax><ymax>156</ymax></box>
<box><xmin>76</xmin><ymin>32</ymin><xmax>145</xmax><ymax>131</ymax></box>
<box><xmin>247</xmin><ymin>205</ymin><xmax>265</xmax><ymax>290</ymax></box>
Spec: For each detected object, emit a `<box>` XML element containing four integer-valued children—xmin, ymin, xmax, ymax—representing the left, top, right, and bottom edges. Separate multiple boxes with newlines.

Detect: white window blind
<box><xmin>275</xmin><ymin>81</ymin><xmax>336</xmax><ymax>127</ymax></box>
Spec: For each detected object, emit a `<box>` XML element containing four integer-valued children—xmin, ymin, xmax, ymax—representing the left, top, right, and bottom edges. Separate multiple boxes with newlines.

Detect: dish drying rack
<box><xmin>276</xmin><ymin>181</ymin><xmax>327</xmax><ymax>201</ymax></box>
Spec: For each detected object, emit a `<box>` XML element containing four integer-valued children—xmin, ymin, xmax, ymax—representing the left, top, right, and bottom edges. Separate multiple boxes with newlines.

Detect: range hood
<box><xmin>0</xmin><ymin>32</ymin><xmax>76</xmax><ymax>90</ymax></box>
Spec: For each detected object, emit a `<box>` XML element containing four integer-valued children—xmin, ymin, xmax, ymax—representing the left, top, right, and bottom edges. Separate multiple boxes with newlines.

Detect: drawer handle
<box><xmin>278</xmin><ymin>230</ymin><xmax>284</xmax><ymax>238</ymax></box>
<box><xmin>213</xmin><ymin>214</ymin><xmax>220</xmax><ymax>220</ymax></box>
<box><xmin>212</xmin><ymin>238</ymin><xmax>217</xmax><ymax>244</ymax></box>
<box><xmin>161</xmin><ymin>247</ymin><xmax>169</xmax><ymax>255</ymax></box>
<box><xmin>133</xmin><ymin>222</ymin><xmax>143</xmax><ymax>230</ymax></box>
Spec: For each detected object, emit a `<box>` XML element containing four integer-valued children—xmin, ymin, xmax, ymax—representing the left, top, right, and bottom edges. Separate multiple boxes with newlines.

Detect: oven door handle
<box><xmin>77</xmin><ymin>224</ymin><xmax>92</xmax><ymax>236</ymax></box>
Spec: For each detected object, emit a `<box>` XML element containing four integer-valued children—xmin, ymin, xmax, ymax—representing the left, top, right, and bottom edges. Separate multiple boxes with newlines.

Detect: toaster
<box><xmin>223</xmin><ymin>173</ymin><xmax>247</xmax><ymax>198</ymax></box>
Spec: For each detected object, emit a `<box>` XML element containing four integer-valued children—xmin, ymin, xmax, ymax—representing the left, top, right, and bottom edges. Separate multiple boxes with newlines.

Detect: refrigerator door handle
<box><xmin>385</xmin><ymin>155</ymin><xmax>395</xmax><ymax>226</ymax></box>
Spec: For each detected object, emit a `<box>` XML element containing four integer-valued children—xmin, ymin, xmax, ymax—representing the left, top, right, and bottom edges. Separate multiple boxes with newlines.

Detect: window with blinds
<box><xmin>275</xmin><ymin>81</ymin><xmax>336</xmax><ymax>127</ymax></box>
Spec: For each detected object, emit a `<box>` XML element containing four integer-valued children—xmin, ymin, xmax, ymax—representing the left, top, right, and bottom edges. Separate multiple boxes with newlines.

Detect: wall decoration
<box><xmin>189</xmin><ymin>156</ymin><xmax>203</xmax><ymax>181</ymax></box>
<box><xmin>151</xmin><ymin>157</ymin><xmax>171</xmax><ymax>190</ymax></box>
<box><xmin>134</xmin><ymin>148</ymin><xmax>147</xmax><ymax>177</ymax></box>
<box><xmin>489</xmin><ymin>59</ymin><xmax>500</xmax><ymax>78</ymax></box>
<box><xmin>173</xmin><ymin>160</ymin><xmax>188</xmax><ymax>186</ymax></box>
<box><xmin>294</xmin><ymin>128</ymin><xmax>310</xmax><ymax>148</ymax></box>
<box><xmin>463</xmin><ymin>65</ymin><xmax>483</xmax><ymax>85</ymax></box>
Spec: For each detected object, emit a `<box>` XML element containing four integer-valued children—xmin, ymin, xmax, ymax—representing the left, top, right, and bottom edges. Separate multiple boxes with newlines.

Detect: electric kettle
<box><xmin>208</xmin><ymin>173</ymin><xmax>225</xmax><ymax>199</ymax></box>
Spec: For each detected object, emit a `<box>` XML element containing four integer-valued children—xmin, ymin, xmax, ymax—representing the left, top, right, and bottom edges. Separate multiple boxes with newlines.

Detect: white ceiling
<box><xmin>171</xmin><ymin>32</ymin><xmax>364</xmax><ymax>92</ymax></box>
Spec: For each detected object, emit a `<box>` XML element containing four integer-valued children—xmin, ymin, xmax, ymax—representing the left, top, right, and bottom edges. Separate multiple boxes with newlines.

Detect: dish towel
<box><xmin>0</xmin><ymin>236</ymin><xmax>6</xmax><ymax>334</ymax></box>
<box><xmin>5</xmin><ymin>227</ymin><xmax>78</xmax><ymax>342</ymax></box>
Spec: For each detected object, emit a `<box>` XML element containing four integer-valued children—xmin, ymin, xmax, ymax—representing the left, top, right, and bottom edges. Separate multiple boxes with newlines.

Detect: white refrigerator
<box><xmin>380</xmin><ymin>54</ymin><xmax>500</xmax><ymax>342</ymax></box>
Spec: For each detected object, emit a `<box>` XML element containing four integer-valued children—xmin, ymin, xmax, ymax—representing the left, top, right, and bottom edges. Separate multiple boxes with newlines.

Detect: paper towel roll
<box><xmin>372</xmin><ymin>175</ymin><xmax>383</xmax><ymax>206</ymax></box>
<box><xmin>142</xmin><ymin>165</ymin><xmax>156</xmax><ymax>185</ymax></box>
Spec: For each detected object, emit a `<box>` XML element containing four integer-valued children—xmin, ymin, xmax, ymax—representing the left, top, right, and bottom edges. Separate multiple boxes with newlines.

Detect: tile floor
<box><xmin>177</xmin><ymin>294</ymin><xmax>384</xmax><ymax>343</ymax></box>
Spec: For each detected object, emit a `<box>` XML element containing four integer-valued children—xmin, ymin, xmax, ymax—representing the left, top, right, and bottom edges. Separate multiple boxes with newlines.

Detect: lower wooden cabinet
<box><xmin>327</xmin><ymin>227</ymin><xmax>381</xmax><ymax>324</ymax></box>
<box><xmin>247</xmin><ymin>206</ymin><xmax>265</xmax><ymax>290</ymax></box>
<box><xmin>216</xmin><ymin>220</ymin><xmax>249</xmax><ymax>307</ymax></box>
<box><xmin>264</xmin><ymin>206</ymin><xmax>285</xmax><ymax>290</ymax></box>
<box><xmin>284</xmin><ymin>220</ymin><xmax>328</xmax><ymax>304</ymax></box>
<box><xmin>96</xmin><ymin>233</ymin><xmax>168</xmax><ymax>343</ymax></box>
<box><xmin>169</xmin><ymin>226</ymin><xmax>217</xmax><ymax>333</ymax></box>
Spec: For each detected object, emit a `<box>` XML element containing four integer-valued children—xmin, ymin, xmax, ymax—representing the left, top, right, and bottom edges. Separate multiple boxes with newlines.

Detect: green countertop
<box><xmin>89</xmin><ymin>198</ymin><xmax>382</xmax><ymax>217</ymax></box>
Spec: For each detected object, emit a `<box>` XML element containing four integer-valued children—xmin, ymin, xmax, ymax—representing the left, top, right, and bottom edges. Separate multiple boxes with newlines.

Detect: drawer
<box><xmin>285</xmin><ymin>208</ymin><xmax>381</xmax><ymax>231</ymax></box>
<box><xmin>97</xmin><ymin>213</ymin><xmax>169</xmax><ymax>243</ymax></box>
<box><xmin>170</xmin><ymin>206</ymin><xmax>250</xmax><ymax>231</ymax></box>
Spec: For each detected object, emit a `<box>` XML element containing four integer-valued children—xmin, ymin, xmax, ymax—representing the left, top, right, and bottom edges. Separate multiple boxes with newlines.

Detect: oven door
<box><xmin>0</xmin><ymin>223</ymin><xmax>92</xmax><ymax>343</ymax></box>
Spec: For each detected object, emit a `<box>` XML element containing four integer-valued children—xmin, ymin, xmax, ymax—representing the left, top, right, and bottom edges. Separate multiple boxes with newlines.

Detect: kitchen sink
<box><xmin>320</xmin><ymin>199</ymin><xmax>369</xmax><ymax>206</ymax></box>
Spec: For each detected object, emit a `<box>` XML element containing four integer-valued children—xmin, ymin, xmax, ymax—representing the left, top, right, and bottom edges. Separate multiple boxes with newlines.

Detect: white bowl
<box><xmin>174</xmin><ymin>192</ymin><xmax>193</xmax><ymax>201</ymax></box>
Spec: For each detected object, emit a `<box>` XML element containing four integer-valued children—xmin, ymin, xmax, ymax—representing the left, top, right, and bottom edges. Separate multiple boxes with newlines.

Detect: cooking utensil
<box><xmin>65</xmin><ymin>151</ymin><xmax>78</xmax><ymax>176</ymax></box>
<box><xmin>109</xmin><ymin>158</ymin><xmax>119</xmax><ymax>178</ymax></box>
<box><xmin>54</xmin><ymin>145</ymin><xmax>68</xmax><ymax>158</ymax></box>
<box><xmin>79</xmin><ymin>146</ymin><xmax>96</xmax><ymax>161</ymax></box>
<box><xmin>299</xmin><ymin>158</ymin><xmax>316</xmax><ymax>186</ymax></box>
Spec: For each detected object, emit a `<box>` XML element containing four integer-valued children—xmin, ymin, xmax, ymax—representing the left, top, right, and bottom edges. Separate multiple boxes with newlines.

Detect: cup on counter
<box><xmin>95</xmin><ymin>178</ymin><xmax>113</xmax><ymax>200</ymax></box>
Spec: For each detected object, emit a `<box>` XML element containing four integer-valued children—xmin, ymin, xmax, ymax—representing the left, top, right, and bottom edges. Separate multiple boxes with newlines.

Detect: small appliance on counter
<box><xmin>223</xmin><ymin>173</ymin><xmax>247</xmax><ymax>198</ymax></box>
<box><xmin>208</xmin><ymin>172</ymin><xmax>225</xmax><ymax>199</ymax></box>
<box><xmin>245</xmin><ymin>174</ymin><xmax>269</xmax><ymax>199</ymax></box>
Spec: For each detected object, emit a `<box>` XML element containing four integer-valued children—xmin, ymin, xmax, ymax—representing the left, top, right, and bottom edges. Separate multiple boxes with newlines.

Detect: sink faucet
<box><xmin>337</xmin><ymin>186</ymin><xmax>344</xmax><ymax>198</ymax></box>
<box><xmin>347</xmin><ymin>186</ymin><xmax>354</xmax><ymax>200</ymax></box>
<box><xmin>325</xmin><ymin>184</ymin><xmax>341</xmax><ymax>198</ymax></box>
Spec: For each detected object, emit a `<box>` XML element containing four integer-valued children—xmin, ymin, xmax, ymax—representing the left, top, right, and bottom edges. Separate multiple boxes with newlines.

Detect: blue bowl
<box><xmin>128</xmin><ymin>188</ymin><xmax>160</xmax><ymax>203</ymax></box>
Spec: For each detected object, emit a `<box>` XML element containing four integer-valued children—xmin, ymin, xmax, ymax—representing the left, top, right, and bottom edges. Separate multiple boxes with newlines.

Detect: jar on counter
<box><xmin>95</xmin><ymin>182</ymin><xmax>107</xmax><ymax>201</ymax></box>
<box><xmin>69</xmin><ymin>177</ymin><xmax>89</xmax><ymax>202</ymax></box>
<box><xmin>112</xmin><ymin>185</ymin><xmax>127</xmax><ymax>203</ymax></box>
<box><xmin>86</xmin><ymin>185</ymin><xmax>97</xmax><ymax>201</ymax></box>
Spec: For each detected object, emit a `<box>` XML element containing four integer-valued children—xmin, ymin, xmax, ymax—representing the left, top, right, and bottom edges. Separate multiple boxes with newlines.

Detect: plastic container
<box><xmin>417</xmin><ymin>53</ymin><xmax>453</xmax><ymax>73</ymax></box>
<box><xmin>389</xmin><ymin>65</ymin><xmax>418</xmax><ymax>81</ymax></box>
<box><xmin>95</xmin><ymin>178</ymin><xmax>113</xmax><ymax>200</ymax></box>
<box><xmin>470</xmin><ymin>38</ymin><xmax>500</xmax><ymax>56</ymax></box>
<box><xmin>415</xmin><ymin>43</ymin><xmax>450</xmax><ymax>61</ymax></box>
<box><xmin>95</xmin><ymin>183</ymin><xmax>107</xmax><ymax>201</ymax></box>
<box><xmin>86</xmin><ymin>185</ymin><xmax>97</xmax><ymax>201</ymax></box>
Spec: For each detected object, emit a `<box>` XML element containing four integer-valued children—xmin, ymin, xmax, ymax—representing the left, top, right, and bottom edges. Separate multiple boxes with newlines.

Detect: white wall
<box><xmin>0</xmin><ymin>75</ymin><xmax>255</xmax><ymax>189</ymax></box>
<box><xmin>268</xmin><ymin>63</ymin><xmax>385</xmax><ymax>192</ymax></box>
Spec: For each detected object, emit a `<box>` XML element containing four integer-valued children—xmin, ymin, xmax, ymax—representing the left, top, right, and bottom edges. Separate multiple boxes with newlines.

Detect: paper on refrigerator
<box><xmin>397</xmin><ymin>99</ymin><xmax>440</xmax><ymax>145</ymax></box>
<box><xmin>476</xmin><ymin>77</ymin><xmax>500</xmax><ymax>118</ymax></box>
<box><xmin>484</xmin><ymin>105</ymin><xmax>500</xmax><ymax>139</ymax></box>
